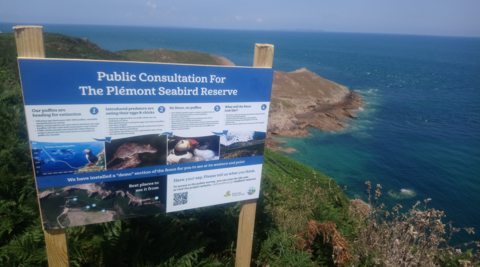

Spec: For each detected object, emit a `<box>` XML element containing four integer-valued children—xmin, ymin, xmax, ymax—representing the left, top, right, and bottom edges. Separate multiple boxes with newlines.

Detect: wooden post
<box><xmin>253</xmin><ymin>44</ymin><xmax>274</xmax><ymax>68</ymax></box>
<box><xmin>14</xmin><ymin>25</ymin><xmax>70</xmax><ymax>267</ymax></box>
<box><xmin>235</xmin><ymin>43</ymin><xmax>274</xmax><ymax>267</ymax></box>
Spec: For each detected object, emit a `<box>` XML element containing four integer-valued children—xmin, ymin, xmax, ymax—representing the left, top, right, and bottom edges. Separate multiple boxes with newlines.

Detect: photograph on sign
<box><xmin>32</xmin><ymin>140</ymin><xmax>106</xmax><ymax>176</ymax></box>
<box><xmin>38</xmin><ymin>176</ymin><xmax>167</xmax><ymax>229</ymax></box>
<box><xmin>167</xmin><ymin>135</ymin><xmax>220</xmax><ymax>165</ymax></box>
<box><xmin>105</xmin><ymin>134</ymin><xmax>167</xmax><ymax>170</ymax></box>
<box><xmin>219</xmin><ymin>131</ymin><xmax>267</xmax><ymax>159</ymax></box>
<box><xmin>18</xmin><ymin>58</ymin><xmax>273</xmax><ymax>229</ymax></box>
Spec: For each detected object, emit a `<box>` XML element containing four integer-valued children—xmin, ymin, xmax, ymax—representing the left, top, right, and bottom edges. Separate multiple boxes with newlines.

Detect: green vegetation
<box><xmin>43</xmin><ymin>33</ymin><xmax>124</xmax><ymax>60</ymax></box>
<box><xmin>0</xmin><ymin>33</ymin><xmax>48</xmax><ymax>266</ymax></box>
<box><xmin>116</xmin><ymin>49</ymin><xmax>219</xmax><ymax>65</ymax></box>
<box><xmin>1</xmin><ymin>32</ymin><xmax>478</xmax><ymax>266</ymax></box>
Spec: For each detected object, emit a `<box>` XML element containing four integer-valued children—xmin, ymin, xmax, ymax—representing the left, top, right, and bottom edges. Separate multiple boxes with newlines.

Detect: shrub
<box><xmin>349</xmin><ymin>182</ymin><xmax>480</xmax><ymax>267</ymax></box>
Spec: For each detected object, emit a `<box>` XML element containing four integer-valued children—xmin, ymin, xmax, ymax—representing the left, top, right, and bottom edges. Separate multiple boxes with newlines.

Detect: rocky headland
<box><xmin>61</xmin><ymin>183</ymin><xmax>113</xmax><ymax>199</ymax></box>
<box><xmin>267</xmin><ymin>68</ymin><xmax>364</xmax><ymax>152</ymax></box>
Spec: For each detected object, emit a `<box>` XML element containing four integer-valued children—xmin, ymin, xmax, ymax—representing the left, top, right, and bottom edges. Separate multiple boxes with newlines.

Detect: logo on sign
<box><xmin>247</xmin><ymin>187</ymin><xmax>256</xmax><ymax>195</ymax></box>
<box><xmin>224</xmin><ymin>190</ymin><xmax>231</xmax><ymax>197</ymax></box>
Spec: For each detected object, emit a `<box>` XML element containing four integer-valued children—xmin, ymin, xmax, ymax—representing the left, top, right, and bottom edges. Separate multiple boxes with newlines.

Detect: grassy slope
<box><xmin>44</xmin><ymin>33</ymin><xmax>125</xmax><ymax>60</ymax></box>
<box><xmin>116</xmin><ymin>49</ymin><xmax>219</xmax><ymax>65</ymax></box>
<box><xmin>0</xmin><ymin>32</ymin><xmax>355</xmax><ymax>266</ymax></box>
<box><xmin>256</xmin><ymin>149</ymin><xmax>356</xmax><ymax>266</ymax></box>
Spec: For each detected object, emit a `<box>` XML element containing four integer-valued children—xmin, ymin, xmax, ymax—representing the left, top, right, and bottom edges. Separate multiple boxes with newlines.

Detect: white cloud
<box><xmin>146</xmin><ymin>1</ymin><xmax>157</xmax><ymax>10</ymax></box>
<box><xmin>256</xmin><ymin>18</ymin><xmax>263</xmax><ymax>23</ymax></box>
<box><xmin>235</xmin><ymin>15</ymin><xmax>242</xmax><ymax>21</ymax></box>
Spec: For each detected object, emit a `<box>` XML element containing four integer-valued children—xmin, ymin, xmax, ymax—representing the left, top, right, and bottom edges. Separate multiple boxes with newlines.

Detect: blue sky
<box><xmin>1</xmin><ymin>0</ymin><xmax>479</xmax><ymax>37</ymax></box>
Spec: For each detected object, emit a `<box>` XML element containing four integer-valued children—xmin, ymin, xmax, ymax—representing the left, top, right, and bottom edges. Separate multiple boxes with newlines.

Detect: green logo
<box><xmin>224</xmin><ymin>190</ymin><xmax>231</xmax><ymax>197</ymax></box>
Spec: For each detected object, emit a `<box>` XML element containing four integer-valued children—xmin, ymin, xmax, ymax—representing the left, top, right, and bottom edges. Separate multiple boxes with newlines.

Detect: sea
<box><xmin>1</xmin><ymin>23</ymin><xmax>479</xmax><ymax>244</ymax></box>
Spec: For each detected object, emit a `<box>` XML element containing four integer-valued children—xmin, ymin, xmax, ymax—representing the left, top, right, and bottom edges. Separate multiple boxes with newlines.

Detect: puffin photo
<box><xmin>167</xmin><ymin>139</ymin><xmax>196</xmax><ymax>164</ymax></box>
<box><xmin>167</xmin><ymin>136</ymin><xmax>219</xmax><ymax>164</ymax></box>
<box><xmin>83</xmin><ymin>149</ymin><xmax>98</xmax><ymax>166</ymax></box>
<box><xmin>175</xmin><ymin>139</ymin><xmax>197</xmax><ymax>151</ymax></box>
<box><xmin>193</xmin><ymin>139</ymin><xmax>217</xmax><ymax>159</ymax></box>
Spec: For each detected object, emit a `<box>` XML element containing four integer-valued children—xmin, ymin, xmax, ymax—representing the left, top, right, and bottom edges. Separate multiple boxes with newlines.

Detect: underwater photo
<box><xmin>31</xmin><ymin>141</ymin><xmax>106</xmax><ymax>176</ymax></box>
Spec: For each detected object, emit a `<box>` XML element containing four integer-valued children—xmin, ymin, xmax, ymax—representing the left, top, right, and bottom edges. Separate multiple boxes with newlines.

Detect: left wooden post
<box><xmin>14</xmin><ymin>25</ymin><xmax>70</xmax><ymax>267</ymax></box>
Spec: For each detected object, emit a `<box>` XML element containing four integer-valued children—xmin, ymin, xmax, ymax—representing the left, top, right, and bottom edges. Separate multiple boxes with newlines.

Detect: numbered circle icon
<box><xmin>261</xmin><ymin>104</ymin><xmax>267</xmax><ymax>110</ymax></box>
<box><xmin>102</xmin><ymin>209</ymin><xmax>106</xmax><ymax>213</ymax></box>
<box><xmin>214</xmin><ymin>105</ymin><xmax>221</xmax><ymax>112</ymax></box>
<box><xmin>92</xmin><ymin>204</ymin><xmax>96</xmax><ymax>207</ymax></box>
<box><xmin>73</xmin><ymin>198</ymin><xmax>77</xmax><ymax>201</ymax></box>
<box><xmin>86</xmin><ymin>205</ymin><xmax>91</xmax><ymax>209</ymax></box>
<box><xmin>158</xmin><ymin>106</ymin><xmax>165</xmax><ymax>113</ymax></box>
<box><xmin>90</xmin><ymin>107</ymin><xmax>99</xmax><ymax>115</ymax></box>
<box><xmin>154</xmin><ymin>196</ymin><xmax>159</xmax><ymax>200</ymax></box>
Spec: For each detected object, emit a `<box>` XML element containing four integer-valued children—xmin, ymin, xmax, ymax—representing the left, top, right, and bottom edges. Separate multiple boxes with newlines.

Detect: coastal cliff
<box><xmin>267</xmin><ymin>68</ymin><xmax>364</xmax><ymax>152</ymax></box>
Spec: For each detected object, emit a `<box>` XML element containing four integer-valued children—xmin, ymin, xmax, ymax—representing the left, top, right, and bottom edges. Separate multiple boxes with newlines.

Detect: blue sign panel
<box><xmin>19</xmin><ymin>58</ymin><xmax>273</xmax><ymax>229</ymax></box>
<box><xmin>18</xmin><ymin>58</ymin><xmax>273</xmax><ymax>105</ymax></box>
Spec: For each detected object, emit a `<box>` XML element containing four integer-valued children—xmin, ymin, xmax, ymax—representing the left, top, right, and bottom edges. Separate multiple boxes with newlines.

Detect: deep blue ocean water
<box><xmin>1</xmin><ymin>23</ymin><xmax>479</xmax><ymax>244</ymax></box>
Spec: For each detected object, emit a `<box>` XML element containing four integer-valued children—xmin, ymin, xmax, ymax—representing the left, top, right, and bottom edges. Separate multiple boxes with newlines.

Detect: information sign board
<box><xmin>18</xmin><ymin>58</ymin><xmax>273</xmax><ymax>229</ymax></box>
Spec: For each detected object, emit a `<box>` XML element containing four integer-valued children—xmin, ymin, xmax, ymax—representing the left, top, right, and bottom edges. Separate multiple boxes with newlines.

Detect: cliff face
<box><xmin>267</xmin><ymin>68</ymin><xmax>364</xmax><ymax>152</ymax></box>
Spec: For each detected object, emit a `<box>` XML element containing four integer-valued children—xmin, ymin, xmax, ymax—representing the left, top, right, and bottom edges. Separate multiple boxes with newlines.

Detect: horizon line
<box><xmin>0</xmin><ymin>21</ymin><xmax>479</xmax><ymax>38</ymax></box>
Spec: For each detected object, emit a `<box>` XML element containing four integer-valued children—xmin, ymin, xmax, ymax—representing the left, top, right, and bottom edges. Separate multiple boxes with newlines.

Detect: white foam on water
<box><xmin>400</xmin><ymin>189</ymin><xmax>414</xmax><ymax>195</ymax></box>
<box><xmin>220</xmin><ymin>131</ymin><xmax>255</xmax><ymax>146</ymax></box>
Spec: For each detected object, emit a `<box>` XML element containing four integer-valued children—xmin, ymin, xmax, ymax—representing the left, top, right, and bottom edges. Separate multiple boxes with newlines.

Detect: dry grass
<box><xmin>295</xmin><ymin>220</ymin><xmax>352</xmax><ymax>266</ymax></box>
<box><xmin>349</xmin><ymin>182</ymin><xmax>480</xmax><ymax>267</ymax></box>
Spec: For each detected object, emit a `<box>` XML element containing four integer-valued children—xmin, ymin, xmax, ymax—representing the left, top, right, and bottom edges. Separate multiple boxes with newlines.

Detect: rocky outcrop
<box><xmin>127</xmin><ymin>191</ymin><xmax>150</xmax><ymax>206</ymax></box>
<box><xmin>38</xmin><ymin>189</ymin><xmax>55</xmax><ymax>199</ymax></box>
<box><xmin>266</xmin><ymin>68</ymin><xmax>364</xmax><ymax>151</ymax></box>
<box><xmin>61</xmin><ymin>183</ymin><xmax>113</xmax><ymax>199</ymax></box>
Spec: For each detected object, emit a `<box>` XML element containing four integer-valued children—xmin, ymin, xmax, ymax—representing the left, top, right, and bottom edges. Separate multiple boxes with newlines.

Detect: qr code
<box><xmin>173</xmin><ymin>192</ymin><xmax>188</xmax><ymax>206</ymax></box>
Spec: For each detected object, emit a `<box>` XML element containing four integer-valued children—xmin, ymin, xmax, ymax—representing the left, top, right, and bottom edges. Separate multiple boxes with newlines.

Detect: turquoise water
<box><xmin>1</xmin><ymin>23</ymin><xmax>479</xmax><ymax>243</ymax></box>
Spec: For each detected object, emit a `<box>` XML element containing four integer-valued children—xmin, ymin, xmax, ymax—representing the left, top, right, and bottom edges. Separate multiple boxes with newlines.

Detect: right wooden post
<box><xmin>235</xmin><ymin>43</ymin><xmax>274</xmax><ymax>267</ymax></box>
